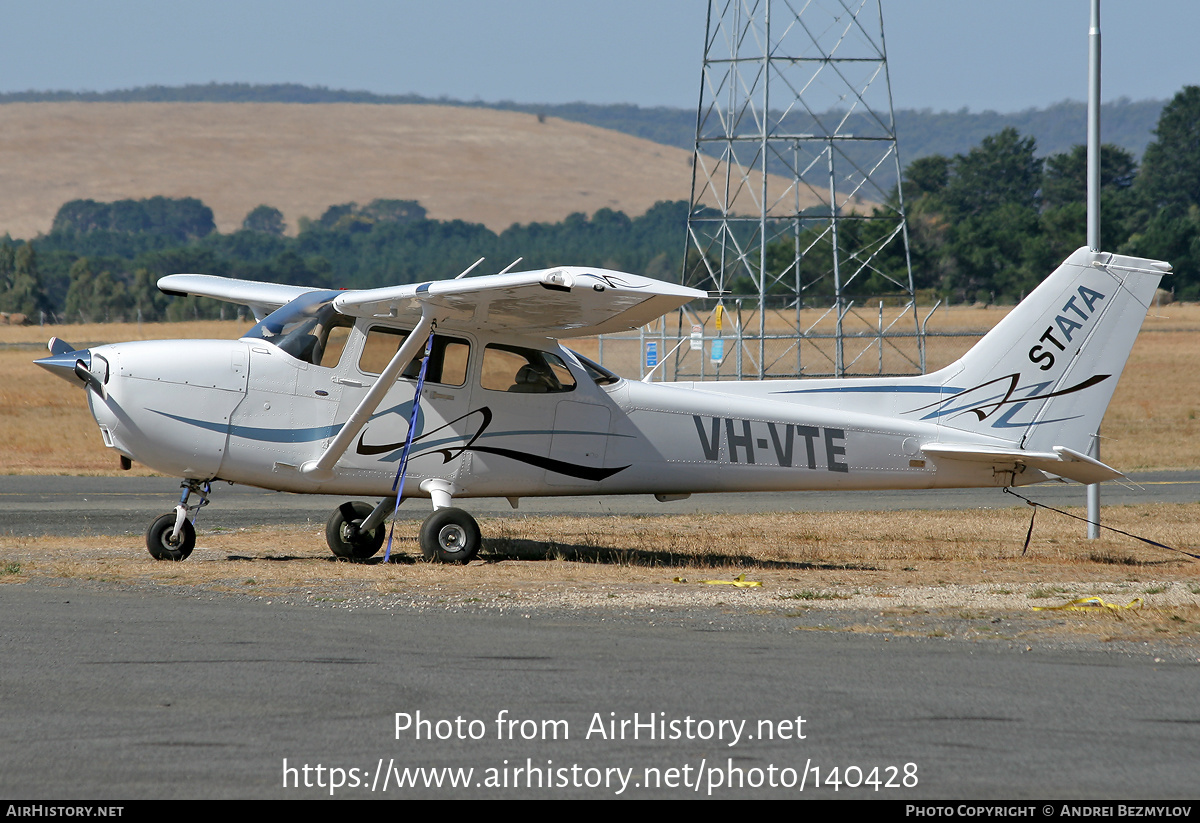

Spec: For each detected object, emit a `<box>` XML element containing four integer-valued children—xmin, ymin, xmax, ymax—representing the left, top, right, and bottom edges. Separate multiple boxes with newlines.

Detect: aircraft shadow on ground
<box><xmin>475</xmin><ymin>537</ymin><xmax>876</xmax><ymax>570</ymax></box>
<box><xmin>228</xmin><ymin>538</ymin><xmax>879</xmax><ymax>570</ymax></box>
<box><xmin>221</xmin><ymin>544</ymin><xmax>1187</xmax><ymax>570</ymax></box>
<box><xmin>1085</xmin><ymin>553</ymin><xmax>1186</xmax><ymax>567</ymax></box>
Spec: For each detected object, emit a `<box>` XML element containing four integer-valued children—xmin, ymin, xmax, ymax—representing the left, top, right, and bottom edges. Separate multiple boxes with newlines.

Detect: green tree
<box><xmin>937</xmin><ymin>127</ymin><xmax>1042</xmax><ymax>217</ymax></box>
<box><xmin>52</xmin><ymin>199</ymin><xmax>109</xmax><ymax>233</ymax></box>
<box><xmin>0</xmin><ymin>243</ymin><xmax>14</xmax><ymax>294</ymax></box>
<box><xmin>902</xmin><ymin>154</ymin><xmax>950</xmax><ymax>198</ymax></box>
<box><xmin>130</xmin><ymin>267</ymin><xmax>168</xmax><ymax>321</ymax></box>
<box><xmin>242</xmin><ymin>205</ymin><xmax>286</xmax><ymax>236</ymax></box>
<box><xmin>1138</xmin><ymin>86</ymin><xmax>1200</xmax><ymax>210</ymax></box>
<box><xmin>51</xmin><ymin>196</ymin><xmax>215</xmax><ymax>242</ymax></box>
<box><xmin>944</xmin><ymin>203</ymin><xmax>1049</xmax><ymax>302</ymax></box>
<box><xmin>360</xmin><ymin>199</ymin><xmax>426</xmax><ymax>224</ymax></box>
<box><xmin>904</xmin><ymin>129</ymin><xmax>1047</xmax><ymax>299</ymax></box>
<box><xmin>64</xmin><ymin>257</ymin><xmax>96</xmax><ymax>322</ymax></box>
<box><xmin>1121</xmin><ymin>206</ymin><xmax>1200</xmax><ymax>299</ymax></box>
<box><xmin>1042</xmin><ymin>144</ymin><xmax>1137</xmax><ymax>209</ymax></box>
<box><xmin>144</xmin><ymin>196</ymin><xmax>215</xmax><ymax>241</ymax></box>
<box><xmin>317</xmin><ymin>203</ymin><xmax>357</xmax><ymax>229</ymax></box>
<box><xmin>1039</xmin><ymin>144</ymin><xmax>1140</xmax><ymax>255</ymax></box>
<box><xmin>91</xmin><ymin>269</ymin><xmax>129</xmax><ymax>321</ymax></box>
<box><xmin>1</xmin><ymin>244</ymin><xmax>49</xmax><ymax>317</ymax></box>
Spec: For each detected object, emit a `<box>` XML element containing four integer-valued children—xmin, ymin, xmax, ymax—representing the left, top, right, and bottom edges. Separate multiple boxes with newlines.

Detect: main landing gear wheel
<box><xmin>146</xmin><ymin>514</ymin><xmax>196</xmax><ymax>561</ymax></box>
<box><xmin>326</xmin><ymin>501</ymin><xmax>386</xmax><ymax>560</ymax></box>
<box><xmin>419</xmin><ymin>507</ymin><xmax>481</xmax><ymax>564</ymax></box>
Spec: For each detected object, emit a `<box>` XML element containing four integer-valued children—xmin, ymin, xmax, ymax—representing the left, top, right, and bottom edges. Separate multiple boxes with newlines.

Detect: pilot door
<box><xmin>329</xmin><ymin>322</ymin><xmax>476</xmax><ymax>489</ymax></box>
<box><xmin>460</xmin><ymin>342</ymin><xmax>609</xmax><ymax>495</ymax></box>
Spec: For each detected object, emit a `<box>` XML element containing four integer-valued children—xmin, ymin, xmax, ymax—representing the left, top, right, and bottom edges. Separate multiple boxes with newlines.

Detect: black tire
<box><xmin>146</xmin><ymin>513</ymin><xmax>196</xmax><ymax>561</ymax></box>
<box><xmin>419</xmin><ymin>507</ymin><xmax>481</xmax><ymax>564</ymax></box>
<box><xmin>326</xmin><ymin>501</ymin><xmax>386</xmax><ymax>560</ymax></box>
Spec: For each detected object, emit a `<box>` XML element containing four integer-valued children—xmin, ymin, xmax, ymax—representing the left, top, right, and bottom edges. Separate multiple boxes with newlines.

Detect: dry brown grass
<box><xmin>8</xmin><ymin>505</ymin><xmax>1196</xmax><ymax>583</ymax></box>
<box><xmin>0</xmin><ymin>102</ymin><xmax>857</xmax><ymax>238</ymax></box>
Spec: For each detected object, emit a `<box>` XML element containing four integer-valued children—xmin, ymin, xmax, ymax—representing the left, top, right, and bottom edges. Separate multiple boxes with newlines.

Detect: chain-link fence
<box><xmin>584</xmin><ymin>303</ymin><xmax>1003</xmax><ymax>382</ymax></box>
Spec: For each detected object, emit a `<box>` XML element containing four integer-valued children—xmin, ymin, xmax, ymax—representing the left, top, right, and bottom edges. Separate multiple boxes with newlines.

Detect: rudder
<box><xmin>922</xmin><ymin>247</ymin><xmax>1169</xmax><ymax>456</ymax></box>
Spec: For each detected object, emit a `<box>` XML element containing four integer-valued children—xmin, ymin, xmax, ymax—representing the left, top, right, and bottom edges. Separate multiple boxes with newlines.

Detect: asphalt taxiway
<box><xmin>2</xmin><ymin>580</ymin><xmax>1197</xmax><ymax>799</ymax></box>
<box><xmin>2</xmin><ymin>471</ymin><xmax>1199</xmax><ymax>537</ymax></box>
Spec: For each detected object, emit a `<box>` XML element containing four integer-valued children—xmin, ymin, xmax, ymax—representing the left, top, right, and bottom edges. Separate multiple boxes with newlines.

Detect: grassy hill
<box><xmin>0</xmin><ymin>102</ymin><xmax>850</xmax><ymax>242</ymax></box>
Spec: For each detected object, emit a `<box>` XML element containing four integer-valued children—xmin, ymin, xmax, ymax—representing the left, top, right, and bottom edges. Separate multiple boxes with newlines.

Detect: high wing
<box><xmin>331</xmin><ymin>267</ymin><xmax>707</xmax><ymax>338</ymax></box>
<box><xmin>158</xmin><ymin>267</ymin><xmax>706</xmax><ymax>337</ymax></box>
<box><xmin>158</xmin><ymin>273</ymin><xmax>323</xmax><ymax>321</ymax></box>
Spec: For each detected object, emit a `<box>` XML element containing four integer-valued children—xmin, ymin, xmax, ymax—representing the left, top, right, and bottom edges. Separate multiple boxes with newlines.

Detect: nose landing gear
<box><xmin>145</xmin><ymin>480</ymin><xmax>210</xmax><ymax>561</ymax></box>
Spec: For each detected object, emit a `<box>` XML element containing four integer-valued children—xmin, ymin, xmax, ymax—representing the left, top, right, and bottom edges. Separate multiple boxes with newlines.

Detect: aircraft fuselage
<box><xmin>83</xmin><ymin>321</ymin><xmax>1027</xmax><ymax>503</ymax></box>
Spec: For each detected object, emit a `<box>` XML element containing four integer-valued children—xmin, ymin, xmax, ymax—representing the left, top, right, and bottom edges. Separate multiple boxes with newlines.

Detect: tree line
<box><xmin>0</xmin><ymin>198</ymin><xmax>693</xmax><ymax>323</ymax></box>
<box><xmin>896</xmin><ymin>86</ymin><xmax>1200</xmax><ymax>302</ymax></box>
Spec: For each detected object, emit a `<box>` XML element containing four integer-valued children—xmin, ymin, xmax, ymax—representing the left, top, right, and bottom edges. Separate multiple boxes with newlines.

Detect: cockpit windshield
<box><xmin>241</xmin><ymin>291</ymin><xmax>355</xmax><ymax>366</ymax></box>
<box><xmin>567</xmin><ymin>349</ymin><xmax>622</xmax><ymax>385</ymax></box>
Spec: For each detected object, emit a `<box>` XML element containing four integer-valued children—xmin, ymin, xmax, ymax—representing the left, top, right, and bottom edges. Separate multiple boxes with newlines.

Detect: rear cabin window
<box><xmin>358</xmin><ymin>327</ymin><xmax>470</xmax><ymax>386</ymax></box>
<box><xmin>481</xmin><ymin>344</ymin><xmax>577</xmax><ymax>393</ymax></box>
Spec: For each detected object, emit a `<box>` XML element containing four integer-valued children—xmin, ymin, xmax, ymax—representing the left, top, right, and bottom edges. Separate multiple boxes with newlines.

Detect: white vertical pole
<box><xmin>1086</xmin><ymin>0</ymin><xmax>1102</xmax><ymax>538</ymax></box>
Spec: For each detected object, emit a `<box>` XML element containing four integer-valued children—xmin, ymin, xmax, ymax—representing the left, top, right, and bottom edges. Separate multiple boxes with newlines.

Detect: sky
<box><xmin>0</xmin><ymin>1</ymin><xmax>1195</xmax><ymax>112</ymax></box>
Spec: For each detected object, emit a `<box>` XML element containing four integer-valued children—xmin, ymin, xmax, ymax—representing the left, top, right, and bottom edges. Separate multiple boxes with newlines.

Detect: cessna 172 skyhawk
<box><xmin>36</xmin><ymin>247</ymin><xmax>1169</xmax><ymax>563</ymax></box>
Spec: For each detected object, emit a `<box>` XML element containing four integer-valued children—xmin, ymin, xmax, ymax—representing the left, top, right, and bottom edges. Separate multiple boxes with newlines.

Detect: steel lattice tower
<box><xmin>678</xmin><ymin>0</ymin><xmax>921</xmax><ymax>380</ymax></box>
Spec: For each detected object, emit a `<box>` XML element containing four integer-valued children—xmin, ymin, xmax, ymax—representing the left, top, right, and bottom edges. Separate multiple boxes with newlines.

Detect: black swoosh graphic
<box><xmin>358</xmin><ymin>405</ymin><xmax>629</xmax><ymax>481</ymax></box>
<box><xmin>906</xmin><ymin>373</ymin><xmax>1110</xmax><ymax>422</ymax></box>
<box><xmin>468</xmin><ymin>446</ymin><xmax>630</xmax><ymax>481</ymax></box>
<box><xmin>356</xmin><ymin>407</ymin><xmax>493</xmax><ymax>457</ymax></box>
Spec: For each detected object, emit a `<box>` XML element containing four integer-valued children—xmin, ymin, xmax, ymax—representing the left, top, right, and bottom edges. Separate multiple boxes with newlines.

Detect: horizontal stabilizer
<box><xmin>922</xmin><ymin>443</ymin><xmax>1123</xmax><ymax>485</ymax></box>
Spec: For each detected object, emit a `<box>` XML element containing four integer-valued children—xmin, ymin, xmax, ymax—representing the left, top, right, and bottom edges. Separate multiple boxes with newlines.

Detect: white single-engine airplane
<box><xmin>36</xmin><ymin>247</ymin><xmax>1169</xmax><ymax>563</ymax></box>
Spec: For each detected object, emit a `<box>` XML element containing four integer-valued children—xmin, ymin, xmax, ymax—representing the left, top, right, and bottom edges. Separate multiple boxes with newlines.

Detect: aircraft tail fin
<box><xmin>919</xmin><ymin>247</ymin><xmax>1169</xmax><ymax>457</ymax></box>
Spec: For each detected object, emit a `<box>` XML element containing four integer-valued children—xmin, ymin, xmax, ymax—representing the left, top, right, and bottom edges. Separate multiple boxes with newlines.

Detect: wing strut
<box><xmin>300</xmin><ymin>308</ymin><xmax>436</xmax><ymax>482</ymax></box>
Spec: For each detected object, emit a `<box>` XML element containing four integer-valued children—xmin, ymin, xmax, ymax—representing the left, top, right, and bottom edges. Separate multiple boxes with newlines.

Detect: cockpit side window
<box><xmin>313</xmin><ymin>319</ymin><xmax>355</xmax><ymax>368</ymax></box>
<box><xmin>274</xmin><ymin>308</ymin><xmax>355</xmax><ymax>367</ymax></box>
<box><xmin>481</xmin><ymin>344</ymin><xmax>577</xmax><ymax>393</ymax></box>
<box><xmin>567</xmin><ymin>349</ymin><xmax>622</xmax><ymax>385</ymax></box>
<box><xmin>358</xmin><ymin>326</ymin><xmax>470</xmax><ymax>386</ymax></box>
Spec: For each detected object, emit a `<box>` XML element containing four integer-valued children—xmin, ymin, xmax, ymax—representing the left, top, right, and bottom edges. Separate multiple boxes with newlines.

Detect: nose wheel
<box><xmin>146</xmin><ymin>514</ymin><xmax>195</xmax><ymax>561</ymax></box>
<box><xmin>145</xmin><ymin>480</ymin><xmax>210</xmax><ymax>561</ymax></box>
<box><xmin>419</xmin><ymin>507</ymin><xmax>481</xmax><ymax>564</ymax></box>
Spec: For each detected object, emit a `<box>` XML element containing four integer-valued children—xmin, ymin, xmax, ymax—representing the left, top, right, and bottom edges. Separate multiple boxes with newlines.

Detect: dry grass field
<box><xmin>0</xmin><ymin>102</ymin><xmax>863</xmax><ymax>238</ymax></box>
